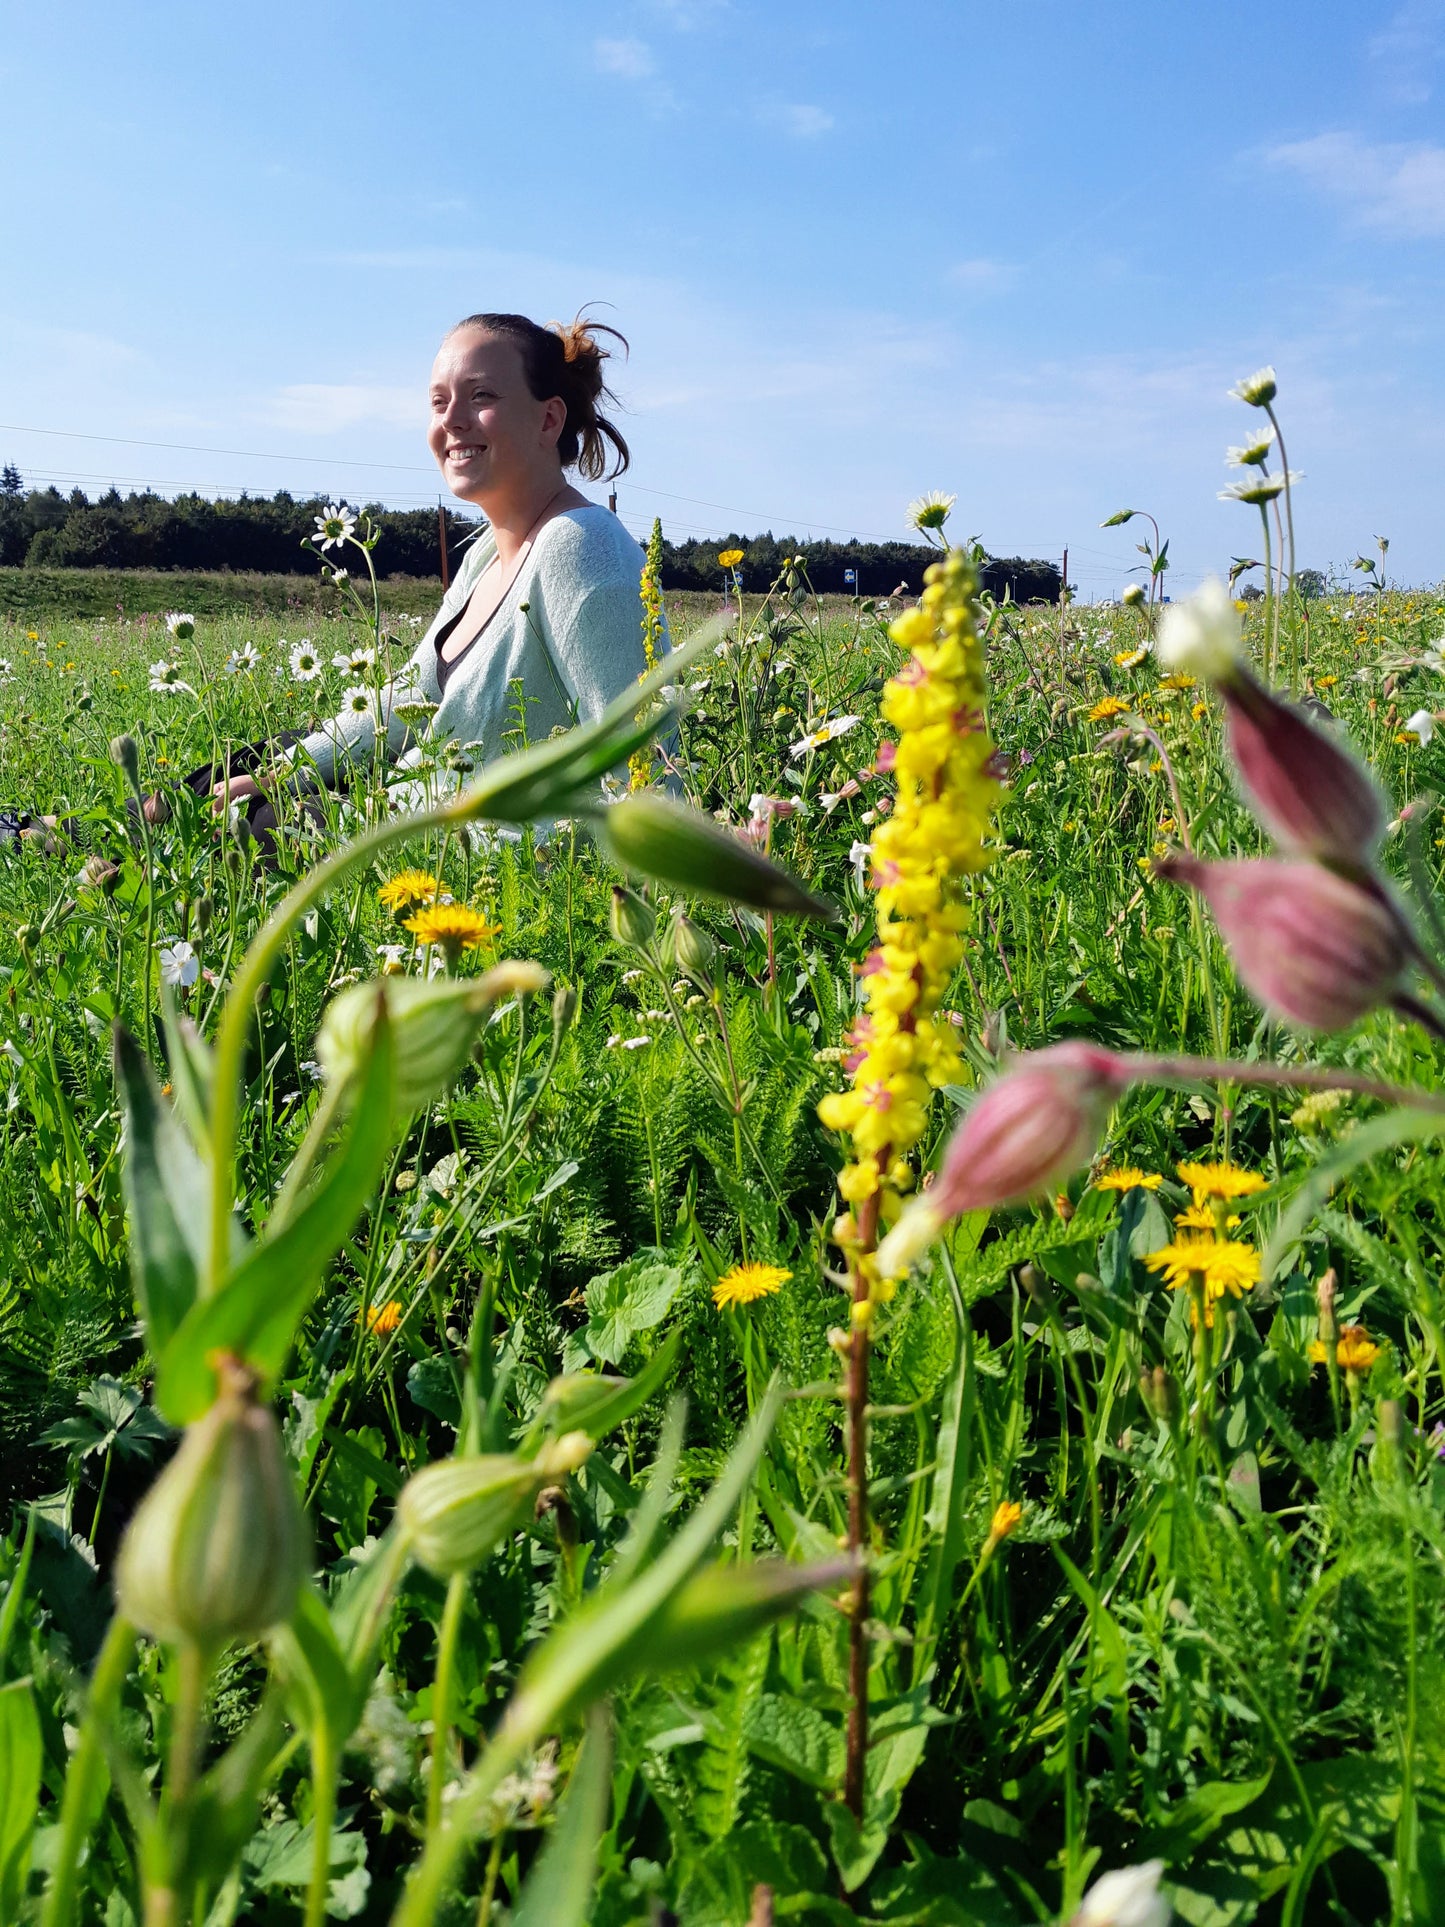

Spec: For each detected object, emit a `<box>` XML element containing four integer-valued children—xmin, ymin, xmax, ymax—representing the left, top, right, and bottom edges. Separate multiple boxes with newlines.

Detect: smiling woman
<box><xmin>211</xmin><ymin>310</ymin><xmax>655</xmax><ymax>831</ymax></box>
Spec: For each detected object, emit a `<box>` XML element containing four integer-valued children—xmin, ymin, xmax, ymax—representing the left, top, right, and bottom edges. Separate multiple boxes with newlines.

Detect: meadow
<box><xmin>1</xmin><ymin>417</ymin><xmax>1445</xmax><ymax>1926</ymax></box>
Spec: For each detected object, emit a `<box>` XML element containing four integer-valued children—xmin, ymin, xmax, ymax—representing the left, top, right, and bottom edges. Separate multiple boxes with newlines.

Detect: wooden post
<box><xmin>438</xmin><ymin>503</ymin><xmax>450</xmax><ymax>590</ymax></box>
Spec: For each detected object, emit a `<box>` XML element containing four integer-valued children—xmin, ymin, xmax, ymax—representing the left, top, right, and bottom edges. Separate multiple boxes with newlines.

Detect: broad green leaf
<box><xmin>272</xmin><ymin>1586</ymin><xmax>367</xmax><ymax>1744</ymax></box>
<box><xmin>743</xmin><ymin>1690</ymin><xmax>844</xmax><ymax>1790</ymax></box>
<box><xmin>577</xmin><ymin>1252</ymin><xmax>684</xmax><ymax>1368</ymax></box>
<box><xmin>511</xmin><ymin>1707</ymin><xmax>612</xmax><ymax>1927</ymax></box>
<box><xmin>0</xmin><ymin>1678</ymin><xmax>41</xmax><ymax>1917</ymax></box>
<box><xmin>155</xmin><ymin>1003</ymin><xmax>395</xmax><ymax>1421</ymax></box>
<box><xmin>677</xmin><ymin>1820</ymin><xmax>843</xmax><ymax>1926</ymax></box>
<box><xmin>525</xmin><ymin>1331</ymin><xmax>681</xmax><ymax>1449</ymax></box>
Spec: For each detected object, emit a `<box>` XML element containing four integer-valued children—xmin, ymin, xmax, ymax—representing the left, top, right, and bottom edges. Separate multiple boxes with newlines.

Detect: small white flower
<box><xmin>621</xmin><ymin>968</ymin><xmax>645</xmax><ymax>983</ymax></box>
<box><xmin>225</xmin><ymin>644</ymin><xmax>261</xmax><ymax>674</ymax></box>
<box><xmin>621</xmin><ymin>1035</ymin><xmax>651</xmax><ymax>1049</ymax></box>
<box><xmin>149</xmin><ymin>660</ymin><xmax>195</xmax><ymax>695</ymax></box>
<box><xmin>0</xmin><ymin>658</ymin><xmax>13</xmax><ymax>681</ymax></box>
<box><xmin>1226</xmin><ymin>425</ymin><xmax>1276</xmax><ymax>467</ymax></box>
<box><xmin>605</xmin><ymin>1033</ymin><xmax>623</xmax><ymax>1048</ymax></box>
<box><xmin>2</xmin><ymin>1039</ymin><xmax>23</xmax><ymax>1068</ymax></box>
<box><xmin>789</xmin><ymin>714</ymin><xmax>862</xmax><ymax>759</ymax></box>
<box><xmin>1072</xmin><ymin>1858</ymin><xmax>1170</xmax><ymax>1927</ymax></box>
<box><xmin>1229</xmin><ymin>365</ymin><xmax>1277</xmax><ymax>407</ymax></box>
<box><xmin>299</xmin><ymin>1058</ymin><xmax>322</xmax><ymax>1082</ymax></box>
<box><xmin>342</xmin><ymin>683</ymin><xmax>380</xmax><ymax>719</ymax></box>
<box><xmin>329</xmin><ymin>566</ymin><xmax>350</xmax><ymax>582</ymax></box>
<box><xmin>1218</xmin><ymin>470</ymin><xmax>1302</xmax><ymax>505</ymax></box>
<box><xmin>1157</xmin><ymin>579</ymin><xmax>1240</xmax><ymax>681</ymax></box>
<box><xmin>315</xmin><ymin>502</ymin><xmax>357</xmax><ymax>550</ymax></box>
<box><xmin>907</xmin><ymin>489</ymin><xmax>956</xmax><ymax>531</ymax></box>
<box><xmin>165</xmin><ymin>612</ymin><xmax>195</xmax><ymax>639</ymax></box>
<box><xmin>158</xmin><ymin>940</ymin><xmax>199</xmax><ymax>989</ymax></box>
<box><xmin>1404</xmin><ymin>709</ymin><xmax>1435</xmax><ymax>745</ymax></box>
<box><xmin>848</xmin><ymin>839</ymin><xmax>871</xmax><ymax>887</ymax></box>
<box><xmin>820</xmin><ymin>791</ymin><xmax>842</xmax><ymax>812</ymax></box>
<box><xmin>289</xmin><ymin>641</ymin><xmax>322</xmax><ymax>681</ymax></box>
<box><xmin>333</xmin><ymin>645</ymin><xmax>376</xmax><ymax>674</ymax></box>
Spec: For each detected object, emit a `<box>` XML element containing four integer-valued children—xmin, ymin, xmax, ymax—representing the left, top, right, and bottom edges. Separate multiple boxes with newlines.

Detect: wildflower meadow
<box><xmin>5</xmin><ymin>372</ymin><xmax>1445</xmax><ymax>1925</ymax></box>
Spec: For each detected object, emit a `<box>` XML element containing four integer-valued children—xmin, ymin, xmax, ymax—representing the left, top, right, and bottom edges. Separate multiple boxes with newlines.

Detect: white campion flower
<box><xmin>158</xmin><ymin>940</ymin><xmax>199</xmax><ymax>989</ymax></box>
<box><xmin>315</xmin><ymin>503</ymin><xmax>357</xmax><ymax>550</ymax></box>
<box><xmin>848</xmin><ymin>839</ymin><xmax>871</xmax><ymax>887</ymax></box>
<box><xmin>149</xmin><ymin>660</ymin><xmax>195</xmax><ymax>695</ymax></box>
<box><xmin>1071</xmin><ymin>1858</ymin><xmax>1170</xmax><ymax>1927</ymax></box>
<box><xmin>289</xmin><ymin>640</ymin><xmax>322</xmax><ymax>681</ymax></box>
<box><xmin>165</xmin><ymin>612</ymin><xmax>195</xmax><ymax>639</ymax></box>
<box><xmin>1157</xmin><ymin>579</ymin><xmax>1240</xmax><ymax>682</ymax></box>
<box><xmin>789</xmin><ymin>714</ymin><xmax>862</xmax><ymax>759</ymax></box>
<box><xmin>1404</xmin><ymin>709</ymin><xmax>1435</xmax><ymax>745</ymax></box>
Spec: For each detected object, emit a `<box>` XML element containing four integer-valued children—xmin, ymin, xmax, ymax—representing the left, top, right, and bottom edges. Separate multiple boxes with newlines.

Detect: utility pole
<box><xmin>438</xmin><ymin>502</ymin><xmax>450</xmax><ymax>590</ymax></box>
<box><xmin>1060</xmin><ymin>546</ymin><xmax>1068</xmax><ymax>647</ymax></box>
<box><xmin>608</xmin><ymin>487</ymin><xmax>618</xmax><ymax>514</ymax></box>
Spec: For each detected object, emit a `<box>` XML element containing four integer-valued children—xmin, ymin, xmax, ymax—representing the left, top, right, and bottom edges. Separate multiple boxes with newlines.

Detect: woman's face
<box><xmin>427</xmin><ymin>329</ymin><xmax>565</xmax><ymax>504</ymax></box>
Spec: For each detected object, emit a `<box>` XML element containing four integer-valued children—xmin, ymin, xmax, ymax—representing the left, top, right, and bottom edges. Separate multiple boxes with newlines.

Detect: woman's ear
<box><xmin>538</xmin><ymin>394</ymin><xmax>567</xmax><ymax>449</ymax></box>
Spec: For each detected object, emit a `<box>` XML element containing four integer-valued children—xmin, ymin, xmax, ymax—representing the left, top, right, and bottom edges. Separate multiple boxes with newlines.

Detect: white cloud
<box><xmin>265</xmin><ymin>384</ymin><xmax>421</xmax><ymax>434</ymax></box>
<box><xmin>945</xmin><ymin>258</ymin><xmax>1018</xmax><ymax>294</ymax></box>
<box><xmin>594</xmin><ymin>37</ymin><xmax>657</xmax><ymax>80</ymax></box>
<box><xmin>1266</xmin><ymin>131</ymin><xmax>1445</xmax><ymax>237</ymax></box>
<box><xmin>1369</xmin><ymin>0</ymin><xmax>1444</xmax><ymax>102</ymax></box>
<box><xmin>757</xmin><ymin>101</ymin><xmax>834</xmax><ymax>139</ymax></box>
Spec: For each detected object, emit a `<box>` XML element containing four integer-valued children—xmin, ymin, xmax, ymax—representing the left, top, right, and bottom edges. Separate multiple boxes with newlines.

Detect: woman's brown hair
<box><xmin>450</xmin><ymin>309</ymin><xmax>630</xmax><ymax>480</ymax></box>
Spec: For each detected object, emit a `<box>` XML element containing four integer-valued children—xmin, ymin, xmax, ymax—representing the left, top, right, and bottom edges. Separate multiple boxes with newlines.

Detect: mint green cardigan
<box><xmin>290</xmin><ymin>505</ymin><xmax>650</xmax><ymax>789</ymax></box>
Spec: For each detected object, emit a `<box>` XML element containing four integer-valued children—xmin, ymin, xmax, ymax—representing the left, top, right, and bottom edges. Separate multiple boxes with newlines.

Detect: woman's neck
<box><xmin>479</xmin><ymin>472</ymin><xmax>587</xmax><ymax>567</ymax></box>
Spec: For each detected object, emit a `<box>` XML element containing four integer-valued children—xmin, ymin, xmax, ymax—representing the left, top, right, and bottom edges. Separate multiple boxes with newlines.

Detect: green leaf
<box><xmin>1264</xmin><ymin>1107</ymin><xmax>1445</xmax><ymax>1281</ymax></box>
<box><xmin>744</xmin><ymin>1689</ymin><xmax>844</xmax><ymax>1790</ymax></box>
<box><xmin>677</xmin><ymin>1820</ymin><xmax>842</xmax><ymax>1926</ymax></box>
<box><xmin>155</xmin><ymin>1003</ymin><xmax>396</xmax><ymax>1422</ymax></box>
<box><xmin>576</xmin><ymin>1251</ymin><xmax>684</xmax><ymax>1368</ymax></box>
<box><xmin>915</xmin><ymin>1294</ymin><xmax>974</xmax><ymax>1669</ymax></box>
<box><xmin>526</xmin><ymin>1331</ymin><xmax>681</xmax><ymax>1448</ymax></box>
<box><xmin>0</xmin><ymin>1678</ymin><xmax>41</xmax><ymax>1917</ymax></box>
<box><xmin>511</xmin><ymin>1707</ymin><xmax>612</xmax><ymax>1927</ymax></box>
<box><xmin>272</xmin><ymin>1587</ymin><xmax>368</xmax><ymax>1745</ymax></box>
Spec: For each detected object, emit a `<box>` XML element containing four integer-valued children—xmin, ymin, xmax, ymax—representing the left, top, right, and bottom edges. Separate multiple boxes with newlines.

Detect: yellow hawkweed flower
<box><xmin>817</xmin><ymin>549</ymin><xmax>999</xmax><ymax>1289</ymax></box>
<box><xmin>405</xmin><ymin>902</ymin><xmax>501</xmax><ymax>963</ymax></box>
<box><xmin>1088</xmin><ymin>695</ymin><xmax>1131</xmax><ymax>722</ymax></box>
<box><xmin>717</xmin><ymin>547</ymin><xmax>745</xmax><ymax>570</ymax></box>
<box><xmin>1095</xmin><ymin>1166</ymin><xmax>1163</xmax><ymax>1192</ymax></box>
<box><xmin>987</xmin><ymin>1499</ymin><xmax>1024</xmax><ymax>1544</ymax></box>
<box><xmin>631</xmin><ymin>517</ymin><xmax>666</xmax><ymax>790</ymax></box>
<box><xmin>1191</xmin><ymin>700</ymin><xmax>1209</xmax><ymax>720</ymax></box>
<box><xmin>713</xmin><ymin>1262</ymin><xmax>791</xmax><ymax>1309</ymax></box>
<box><xmin>1145</xmin><ymin>1234</ymin><xmax>1261</xmax><ymax>1325</ymax></box>
<box><xmin>1314</xmin><ymin>674</ymin><xmax>1339</xmax><ymax>690</ymax></box>
<box><xmin>1176</xmin><ymin>1160</ymin><xmax>1267</xmax><ymax>1203</ymax></box>
<box><xmin>1309</xmin><ymin>1324</ymin><xmax>1381</xmax><ymax>1374</ymax></box>
<box><xmin>378</xmin><ymin>869</ymin><xmax>441</xmax><ymax>916</ymax></box>
<box><xmin>363</xmin><ymin>1299</ymin><xmax>403</xmax><ymax>1335</ymax></box>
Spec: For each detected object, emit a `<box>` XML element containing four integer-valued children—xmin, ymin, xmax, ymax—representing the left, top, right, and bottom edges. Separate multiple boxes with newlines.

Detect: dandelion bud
<box><xmin>143</xmin><ymin>792</ymin><xmax>171</xmax><ymax>828</ymax></box>
<box><xmin>876</xmin><ymin>1043</ymin><xmax>1133</xmax><ymax>1277</ymax></box>
<box><xmin>114</xmin><ymin>1356</ymin><xmax>307</xmax><ymax>1649</ymax></box>
<box><xmin>671</xmin><ymin>914</ymin><xmax>716</xmax><ymax>985</ymax></box>
<box><xmin>110</xmin><ymin>734</ymin><xmax>140</xmax><ymax>789</ymax></box>
<box><xmin>1138</xmin><ymin>1365</ymin><xmax>1179</xmax><ymax>1423</ymax></box>
<box><xmin>609</xmin><ymin>884</ymin><xmax>656</xmax><ymax>951</ymax></box>
<box><xmin>1214</xmin><ymin>667</ymin><xmax>1386</xmax><ymax>867</ymax></box>
<box><xmin>1157</xmin><ymin>855</ymin><xmax>1415</xmax><ymax>1031</ymax></box>
<box><xmin>318</xmin><ymin>965</ymin><xmax>548</xmax><ymax>1120</ymax></box>
<box><xmin>80</xmin><ymin>855</ymin><xmax>121</xmax><ymax>897</ymax></box>
<box><xmin>397</xmin><ymin>1434</ymin><xmax>592</xmax><ymax>1578</ymax></box>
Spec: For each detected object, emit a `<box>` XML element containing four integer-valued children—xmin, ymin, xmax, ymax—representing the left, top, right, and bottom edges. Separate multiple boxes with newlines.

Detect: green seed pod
<box><xmin>114</xmin><ymin>1357</ymin><xmax>307</xmax><ymax>1649</ymax></box>
<box><xmin>195</xmin><ymin>894</ymin><xmax>215</xmax><ymax>939</ymax></box>
<box><xmin>110</xmin><ymin>734</ymin><xmax>141</xmax><ymax>789</ymax></box>
<box><xmin>596</xmin><ymin>793</ymin><xmax>835</xmax><ymax>920</ymax></box>
<box><xmin>670</xmin><ymin>915</ymin><xmax>716</xmax><ymax>986</ymax></box>
<box><xmin>398</xmin><ymin>1433</ymin><xmax>592</xmax><ymax>1578</ymax></box>
<box><xmin>609</xmin><ymin>884</ymin><xmax>656</xmax><ymax>951</ymax></box>
<box><xmin>317</xmin><ymin>963</ymin><xmax>548</xmax><ymax>1120</ymax></box>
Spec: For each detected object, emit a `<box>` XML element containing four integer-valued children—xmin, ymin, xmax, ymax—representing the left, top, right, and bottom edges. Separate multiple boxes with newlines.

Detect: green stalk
<box><xmin>303</xmin><ymin>1724</ymin><xmax>338</xmax><ymax>1927</ymax></box>
<box><xmin>41</xmin><ymin>1615</ymin><xmax>138</xmax><ymax>1927</ymax></box>
<box><xmin>427</xmin><ymin>1573</ymin><xmax>469</xmax><ymax>1836</ymax></box>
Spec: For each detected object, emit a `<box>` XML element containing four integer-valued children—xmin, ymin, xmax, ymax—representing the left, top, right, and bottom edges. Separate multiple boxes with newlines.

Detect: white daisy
<box><xmin>158</xmin><ymin>939</ymin><xmax>199</xmax><ymax>988</ymax></box>
<box><xmin>225</xmin><ymin>644</ymin><xmax>261</xmax><ymax>674</ymax></box>
<box><xmin>333</xmin><ymin>645</ymin><xmax>375</xmax><ymax>674</ymax></box>
<box><xmin>149</xmin><ymin>660</ymin><xmax>195</xmax><ymax>695</ymax></box>
<box><xmin>907</xmin><ymin>490</ymin><xmax>956</xmax><ymax>532</ymax></box>
<box><xmin>789</xmin><ymin>714</ymin><xmax>862</xmax><ymax>758</ymax></box>
<box><xmin>315</xmin><ymin>503</ymin><xmax>357</xmax><ymax>550</ymax></box>
<box><xmin>289</xmin><ymin>640</ymin><xmax>322</xmax><ymax>681</ymax></box>
<box><xmin>165</xmin><ymin>612</ymin><xmax>195</xmax><ymax>639</ymax></box>
<box><xmin>0</xmin><ymin>659</ymin><xmax>12</xmax><ymax>682</ymax></box>
<box><xmin>341</xmin><ymin>684</ymin><xmax>380</xmax><ymax>719</ymax></box>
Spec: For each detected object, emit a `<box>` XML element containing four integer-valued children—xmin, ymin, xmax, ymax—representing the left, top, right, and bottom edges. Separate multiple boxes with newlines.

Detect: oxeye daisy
<box><xmin>289</xmin><ymin>640</ymin><xmax>322</xmax><ymax>681</ymax></box>
<box><xmin>907</xmin><ymin>490</ymin><xmax>956</xmax><ymax>532</ymax></box>
<box><xmin>333</xmin><ymin>645</ymin><xmax>376</xmax><ymax>675</ymax></box>
<box><xmin>341</xmin><ymin>683</ymin><xmax>380</xmax><ymax>719</ymax></box>
<box><xmin>712</xmin><ymin>1262</ymin><xmax>791</xmax><ymax>1309</ymax></box>
<box><xmin>315</xmin><ymin>502</ymin><xmax>357</xmax><ymax>549</ymax></box>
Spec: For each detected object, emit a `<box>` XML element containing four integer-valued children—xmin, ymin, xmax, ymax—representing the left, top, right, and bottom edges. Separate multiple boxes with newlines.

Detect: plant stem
<box><xmin>427</xmin><ymin>1572</ymin><xmax>469</xmax><ymax>1835</ymax></box>
<box><xmin>41</xmin><ymin>1615</ymin><xmax>138</xmax><ymax>1927</ymax></box>
<box><xmin>843</xmin><ymin>1182</ymin><xmax>883</xmax><ymax>1824</ymax></box>
<box><xmin>303</xmin><ymin>1723</ymin><xmax>338</xmax><ymax>1927</ymax></box>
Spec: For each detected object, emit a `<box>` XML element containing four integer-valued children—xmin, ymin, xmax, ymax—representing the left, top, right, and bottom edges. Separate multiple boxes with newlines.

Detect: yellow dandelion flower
<box><xmin>1155</xmin><ymin>673</ymin><xmax>1197</xmax><ymax>693</ymax></box>
<box><xmin>1145</xmin><ymin>1233</ymin><xmax>1260</xmax><ymax>1301</ymax></box>
<box><xmin>405</xmin><ymin>902</ymin><xmax>500</xmax><ymax>961</ymax></box>
<box><xmin>363</xmin><ymin>1299</ymin><xmax>403</xmax><ymax>1335</ymax></box>
<box><xmin>988</xmin><ymin>1499</ymin><xmax>1023</xmax><ymax>1543</ymax></box>
<box><xmin>1176</xmin><ymin>1160</ymin><xmax>1267</xmax><ymax>1203</ymax></box>
<box><xmin>378</xmin><ymin>868</ymin><xmax>441</xmax><ymax>915</ymax></box>
<box><xmin>1191</xmin><ymin>700</ymin><xmax>1209</xmax><ymax>720</ymax></box>
<box><xmin>1308</xmin><ymin>1325</ymin><xmax>1381</xmax><ymax>1373</ymax></box>
<box><xmin>1174</xmin><ymin>1202</ymin><xmax>1241</xmax><ymax>1231</ymax></box>
<box><xmin>1089</xmin><ymin>696</ymin><xmax>1131</xmax><ymax>722</ymax></box>
<box><xmin>713</xmin><ymin>1262</ymin><xmax>791</xmax><ymax>1309</ymax></box>
<box><xmin>1095</xmin><ymin>1166</ymin><xmax>1163</xmax><ymax>1192</ymax></box>
<box><xmin>1314</xmin><ymin>674</ymin><xmax>1339</xmax><ymax>690</ymax></box>
<box><xmin>717</xmin><ymin>547</ymin><xmax>745</xmax><ymax>569</ymax></box>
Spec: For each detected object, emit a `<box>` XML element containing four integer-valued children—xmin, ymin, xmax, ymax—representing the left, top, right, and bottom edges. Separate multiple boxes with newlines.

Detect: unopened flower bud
<box><xmin>1157</xmin><ymin>855</ymin><xmax>1415</xmax><ymax>1031</ymax></box>
<box><xmin>609</xmin><ymin>884</ymin><xmax>656</xmax><ymax>950</ymax></box>
<box><xmin>80</xmin><ymin>855</ymin><xmax>121</xmax><ymax>897</ymax></box>
<box><xmin>110</xmin><ymin>734</ymin><xmax>140</xmax><ymax>788</ymax></box>
<box><xmin>1316</xmin><ymin>1267</ymin><xmax>1338</xmax><ymax>1347</ymax></box>
<box><xmin>671</xmin><ymin>914</ymin><xmax>716</xmax><ymax>984</ymax></box>
<box><xmin>397</xmin><ymin>1434</ymin><xmax>592</xmax><ymax>1577</ymax></box>
<box><xmin>1215</xmin><ymin>667</ymin><xmax>1386</xmax><ymax>867</ymax></box>
<box><xmin>1158</xmin><ymin>578</ymin><xmax>1240</xmax><ymax>682</ymax></box>
<box><xmin>875</xmin><ymin>1043</ymin><xmax>1133</xmax><ymax>1277</ymax></box>
<box><xmin>195</xmin><ymin>894</ymin><xmax>215</xmax><ymax>939</ymax></box>
<box><xmin>1121</xmin><ymin>583</ymin><xmax>1146</xmax><ymax>609</ymax></box>
<box><xmin>114</xmin><ymin>1356</ymin><xmax>307</xmax><ymax>1649</ymax></box>
<box><xmin>318</xmin><ymin>964</ymin><xmax>548</xmax><ymax>1120</ymax></box>
<box><xmin>552</xmin><ymin>984</ymin><xmax>579</xmax><ymax>1037</ymax></box>
<box><xmin>1070</xmin><ymin>1858</ymin><xmax>1170</xmax><ymax>1927</ymax></box>
<box><xmin>598</xmin><ymin>792</ymin><xmax>834</xmax><ymax>919</ymax></box>
<box><xmin>1138</xmin><ymin>1365</ymin><xmax>1179</xmax><ymax>1423</ymax></box>
<box><xmin>143</xmin><ymin>791</ymin><xmax>171</xmax><ymax>828</ymax></box>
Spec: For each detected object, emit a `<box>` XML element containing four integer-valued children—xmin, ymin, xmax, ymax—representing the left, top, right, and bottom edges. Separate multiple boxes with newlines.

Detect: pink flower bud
<box><xmin>1219</xmin><ymin>666</ymin><xmax>1386</xmax><ymax>868</ymax></box>
<box><xmin>930</xmin><ymin>1041</ymin><xmax>1134</xmax><ymax>1217</ymax></box>
<box><xmin>1158</xmin><ymin>854</ymin><xmax>1416</xmax><ymax>1031</ymax></box>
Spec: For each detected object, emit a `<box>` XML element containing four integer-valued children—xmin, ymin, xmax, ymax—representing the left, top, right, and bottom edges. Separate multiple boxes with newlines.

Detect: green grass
<box><xmin>3</xmin><ymin>541</ymin><xmax>1445</xmax><ymax>1925</ymax></box>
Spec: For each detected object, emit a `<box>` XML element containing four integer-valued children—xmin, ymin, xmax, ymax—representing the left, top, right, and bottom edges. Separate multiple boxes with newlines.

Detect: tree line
<box><xmin>0</xmin><ymin>472</ymin><xmax>1062</xmax><ymax>603</ymax></box>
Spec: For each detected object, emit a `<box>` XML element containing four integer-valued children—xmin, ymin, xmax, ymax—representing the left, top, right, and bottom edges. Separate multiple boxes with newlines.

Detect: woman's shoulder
<box><xmin>537</xmin><ymin>504</ymin><xmax>645</xmax><ymax>588</ymax></box>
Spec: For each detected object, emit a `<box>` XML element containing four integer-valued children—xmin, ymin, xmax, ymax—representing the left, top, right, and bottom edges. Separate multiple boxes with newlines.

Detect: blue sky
<box><xmin>2</xmin><ymin>1</ymin><xmax>1442</xmax><ymax>595</ymax></box>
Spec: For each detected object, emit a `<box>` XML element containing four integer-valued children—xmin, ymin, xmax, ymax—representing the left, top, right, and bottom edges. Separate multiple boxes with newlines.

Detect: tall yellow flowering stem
<box><xmin>629</xmin><ymin>518</ymin><xmax>666</xmax><ymax>790</ymax></box>
<box><xmin>817</xmin><ymin>549</ymin><xmax>998</xmax><ymax>1820</ymax></box>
